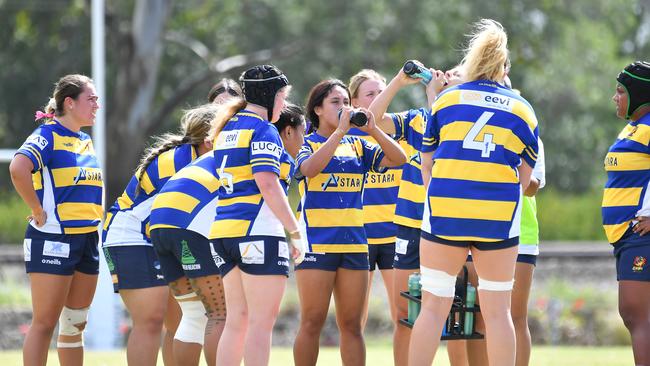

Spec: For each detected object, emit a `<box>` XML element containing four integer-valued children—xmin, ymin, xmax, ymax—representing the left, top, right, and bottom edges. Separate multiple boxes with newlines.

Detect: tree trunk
<box><xmin>106</xmin><ymin>0</ymin><xmax>170</xmax><ymax>203</ymax></box>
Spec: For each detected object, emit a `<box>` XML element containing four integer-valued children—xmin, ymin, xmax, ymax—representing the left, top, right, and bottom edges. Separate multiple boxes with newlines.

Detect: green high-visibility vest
<box><xmin>519</xmin><ymin>196</ymin><xmax>539</xmax><ymax>255</ymax></box>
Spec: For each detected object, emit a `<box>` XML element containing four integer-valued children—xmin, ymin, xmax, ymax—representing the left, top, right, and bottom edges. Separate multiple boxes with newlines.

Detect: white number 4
<box><xmin>463</xmin><ymin>111</ymin><xmax>497</xmax><ymax>158</ymax></box>
<box><xmin>217</xmin><ymin>155</ymin><xmax>234</xmax><ymax>194</ymax></box>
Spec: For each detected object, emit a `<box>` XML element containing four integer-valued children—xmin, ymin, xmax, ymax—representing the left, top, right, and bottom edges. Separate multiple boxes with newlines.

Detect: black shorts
<box><xmin>421</xmin><ymin>231</ymin><xmax>519</xmax><ymax>250</ymax></box>
<box><xmin>103</xmin><ymin>245</ymin><xmax>166</xmax><ymax>292</ymax></box>
<box><xmin>368</xmin><ymin>244</ymin><xmax>395</xmax><ymax>271</ymax></box>
<box><xmin>613</xmin><ymin>228</ymin><xmax>650</xmax><ymax>281</ymax></box>
<box><xmin>24</xmin><ymin>226</ymin><xmax>99</xmax><ymax>275</ymax></box>
<box><xmin>467</xmin><ymin>253</ymin><xmax>537</xmax><ymax>266</ymax></box>
<box><xmin>393</xmin><ymin>225</ymin><xmax>420</xmax><ymax>270</ymax></box>
<box><xmin>151</xmin><ymin>228</ymin><xmax>221</xmax><ymax>283</ymax></box>
<box><xmin>295</xmin><ymin>252</ymin><xmax>369</xmax><ymax>271</ymax></box>
<box><xmin>211</xmin><ymin>235</ymin><xmax>290</xmax><ymax>277</ymax></box>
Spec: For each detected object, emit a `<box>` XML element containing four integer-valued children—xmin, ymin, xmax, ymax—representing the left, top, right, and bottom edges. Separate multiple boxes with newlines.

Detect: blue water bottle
<box><xmin>407</xmin><ymin>272</ymin><xmax>421</xmax><ymax>324</ymax></box>
<box><xmin>403</xmin><ymin>60</ymin><xmax>433</xmax><ymax>85</ymax></box>
<box><xmin>464</xmin><ymin>284</ymin><xmax>476</xmax><ymax>335</ymax></box>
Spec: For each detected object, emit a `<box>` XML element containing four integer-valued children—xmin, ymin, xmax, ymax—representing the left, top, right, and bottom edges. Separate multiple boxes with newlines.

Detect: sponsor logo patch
<box><xmin>251</xmin><ymin>141</ymin><xmax>282</xmax><ymax>158</ymax></box>
<box><xmin>460</xmin><ymin>90</ymin><xmax>514</xmax><ymax>112</ymax></box>
<box><xmin>24</xmin><ymin>239</ymin><xmax>32</xmax><ymax>262</ymax></box>
<box><xmin>302</xmin><ymin>255</ymin><xmax>317</xmax><ymax>262</ymax></box>
<box><xmin>42</xmin><ymin>258</ymin><xmax>61</xmax><ymax>265</ymax></box>
<box><xmin>278</xmin><ymin>241</ymin><xmax>289</xmax><ymax>259</ymax></box>
<box><xmin>632</xmin><ymin>256</ymin><xmax>647</xmax><ymax>272</ymax></box>
<box><xmin>42</xmin><ymin>241</ymin><xmax>70</xmax><ymax>258</ymax></box>
<box><xmin>239</xmin><ymin>240</ymin><xmax>265</xmax><ymax>265</ymax></box>
<box><xmin>216</xmin><ymin>130</ymin><xmax>241</xmax><ymax>149</ymax></box>
<box><xmin>26</xmin><ymin>135</ymin><xmax>49</xmax><ymax>150</ymax></box>
<box><xmin>210</xmin><ymin>243</ymin><xmax>225</xmax><ymax>267</ymax></box>
<box><xmin>395</xmin><ymin>238</ymin><xmax>409</xmax><ymax>255</ymax></box>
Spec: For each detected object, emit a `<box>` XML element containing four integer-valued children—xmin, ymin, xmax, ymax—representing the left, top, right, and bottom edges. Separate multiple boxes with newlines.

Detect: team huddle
<box><xmin>8</xmin><ymin>17</ymin><xmax>650</xmax><ymax>366</ymax></box>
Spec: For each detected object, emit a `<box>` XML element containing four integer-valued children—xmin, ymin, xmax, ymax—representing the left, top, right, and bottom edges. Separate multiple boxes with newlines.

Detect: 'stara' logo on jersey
<box><xmin>320</xmin><ymin>173</ymin><xmax>363</xmax><ymax>191</ymax></box>
<box><xmin>321</xmin><ymin>174</ymin><xmax>339</xmax><ymax>190</ymax></box>
<box><xmin>627</xmin><ymin>126</ymin><xmax>638</xmax><ymax>138</ymax></box>
<box><xmin>73</xmin><ymin>168</ymin><xmax>102</xmax><ymax>184</ymax></box>
<box><xmin>604</xmin><ymin>155</ymin><xmax>618</xmax><ymax>167</ymax></box>
<box><xmin>409</xmin><ymin>152</ymin><xmax>421</xmax><ymax>165</ymax></box>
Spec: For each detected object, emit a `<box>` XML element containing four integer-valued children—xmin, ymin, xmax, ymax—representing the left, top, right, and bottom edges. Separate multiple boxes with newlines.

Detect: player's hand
<box><xmin>289</xmin><ymin>231</ymin><xmax>306</xmax><ymax>265</ymax></box>
<box><xmin>395</xmin><ymin>68</ymin><xmax>422</xmax><ymax>87</ymax></box>
<box><xmin>356</xmin><ymin>108</ymin><xmax>376</xmax><ymax>133</ymax></box>
<box><xmin>27</xmin><ymin>207</ymin><xmax>46</xmax><ymax>227</ymax></box>
<box><xmin>336</xmin><ymin>107</ymin><xmax>352</xmax><ymax>135</ymax></box>
<box><xmin>633</xmin><ymin>216</ymin><xmax>650</xmax><ymax>236</ymax></box>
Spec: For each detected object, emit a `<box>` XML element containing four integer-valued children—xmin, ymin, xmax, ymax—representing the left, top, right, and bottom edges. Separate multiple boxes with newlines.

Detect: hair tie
<box><xmin>34</xmin><ymin>110</ymin><xmax>54</xmax><ymax>121</ymax></box>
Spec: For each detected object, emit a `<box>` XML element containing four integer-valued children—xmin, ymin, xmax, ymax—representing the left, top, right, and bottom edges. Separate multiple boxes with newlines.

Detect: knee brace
<box><xmin>420</xmin><ymin>266</ymin><xmax>457</xmax><ymax>298</ymax></box>
<box><xmin>57</xmin><ymin>306</ymin><xmax>89</xmax><ymax>348</ymax></box>
<box><xmin>478</xmin><ymin>277</ymin><xmax>514</xmax><ymax>291</ymax></box>
<box><xmin>174</xmin><ymin>293</ymin><xmax>208</xmax><ymax>345</ymax></box>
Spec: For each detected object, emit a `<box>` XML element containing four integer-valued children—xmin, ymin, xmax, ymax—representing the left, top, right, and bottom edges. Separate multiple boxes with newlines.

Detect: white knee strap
<box><xmin>57</xmin><ymin>306</ymin><xmax>89</xmax><ymax>348</ymax></box>
<box><xmin>420</xmin><ymin>266</ymin><xmax>457</xmax><ymax>298</ymax></box>
<box><xmin>174</xmin><ymin>293</ymin><xmax>208</xmax><ymax>345</ymax></box>
<box><xmin>478</xmin><ymin>277</ymin><xmax>514</xmax><ymax>291</ymax></box>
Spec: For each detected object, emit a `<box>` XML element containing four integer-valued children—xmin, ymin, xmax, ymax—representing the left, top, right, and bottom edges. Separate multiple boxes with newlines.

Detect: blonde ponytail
<box><xmin>207</xmin><ymin>97</ymin><xmax>246</xmax><ymax>143</ymax></box>
<box><xmin>461</xmin><ymin>19</ymin><xmax>509</xmax><ymax>82</ymax></box>
<box><xmin>135</xmin><ymin>103</ymin><xmax>221</xmax><ymax>195</ymax></box>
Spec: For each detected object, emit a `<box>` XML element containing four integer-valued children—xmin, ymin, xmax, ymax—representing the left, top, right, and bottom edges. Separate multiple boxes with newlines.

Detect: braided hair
<box><xmin>134</xmin><ymin>103</ymin><xmax>219</xmax><ymax>195</ymax></box>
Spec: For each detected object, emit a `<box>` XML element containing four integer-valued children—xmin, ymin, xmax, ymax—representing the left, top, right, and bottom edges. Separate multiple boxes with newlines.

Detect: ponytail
<box><xmin>135</xmin><ymin>103</ymin><xmax>222</xmax><ymax>195</ymax></box>
<box><xmin>207</xmin><ymin>97</ymin><xmax>247</xmax><ymax>143</ymax></box>
<box><xmin>461</xmin><ymin>19</ymin><xmax>509</xmax><ymax>83</ymax></box>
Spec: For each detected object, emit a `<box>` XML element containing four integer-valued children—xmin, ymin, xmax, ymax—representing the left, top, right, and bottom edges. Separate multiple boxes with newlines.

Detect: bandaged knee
<box><xmin>174</xmin><ymin>293</ymin><xmax>208</xmax><ymax>345</ymax></box>
<box><xmin>420</xmin><ymin>266</ymin><xmax>457</xmax><ymax>298</ymax></box>
<box><xmin>478</xmin><ymin>277</ymin><xmax>514</xmax><ymax>291</ymax></box>
<box><xmin>57</xmin><ymin>306</ymin><xmax>89</xmax><ymax>348</ymax></box>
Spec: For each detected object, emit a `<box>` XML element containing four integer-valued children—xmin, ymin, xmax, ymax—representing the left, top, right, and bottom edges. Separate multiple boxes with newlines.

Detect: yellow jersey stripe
<box><xmin>602</xmin><ymin>187</ymin><xmax>643</xmax><ymax>207</ymax></box>
<box><xmin>152</xmin><ymin>192</ymin><xmax>200</xmax><ymax>213</ymax></box>
<box><xmin>209</xmin><ymin>219</ymin><xmax>251</xmax><ymax>238</ymax></box>
<box><xmin>219</xmin><ymin>194</ymin><xmax>262</xmax><ymax>207</ymax></box>
<box><xmin>432</xmin><ymin>158</ymin><xmax>518</xmax><ymax>183</ymax></box>
<box><xmin>57</xmin><ymin>202</ymin><xmax>103</xmax><ymax>222</ymax></box>
<box><xmin>397</xmin><ymin>180</ymin><xmax>426</xmax><ymax>203</ymax></box>
<box><xmin>604</xmin><ymin>222</ymin><xmax>630</xmax><ymax>244</ymax></box>
<box><xmin>440</xmin><ymin>121</ymin><xmax>526</xmax><ymax>155</ymax></box>
<box><xmin>604</xmin><ymin>152</ymin><xmax>650</xmax><ymax>171</ymax></box>
<box><xmin>429</xmin><ymin>196</ymin><xmax>516</xmax><ymax>221</ymax></box>
<box><xmin>305</xmin><ymin>208</ymin><xmax>364</xmax><ymax>227</ymax></box>
<box><xmin>311</xmin><ymin>244</ymin><xmax>368</xmax><ymax>253</ymax></box>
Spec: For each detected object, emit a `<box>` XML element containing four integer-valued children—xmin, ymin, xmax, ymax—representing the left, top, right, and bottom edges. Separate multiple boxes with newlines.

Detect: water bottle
<box><xmin>407</xmin><ymin>272</ymin><xmax>421</xmax><ymax>324</ymax></box>
<box><xmin>403</xmin><ymin>60</ymin><xmax>433</xmax><ymax>85</ymax></box>
<box><xmin>464</xmin><ymin>284</ymin><xmax>476</xmax><ymax>335</ymax></box>
<box><xmin>338</xmin><ymin>109</ymin><xmax>368</xmax><ymax>127</ymax></box>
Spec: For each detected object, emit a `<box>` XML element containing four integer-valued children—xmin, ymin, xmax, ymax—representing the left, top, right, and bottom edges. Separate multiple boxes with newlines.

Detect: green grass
<box><xmin>0</xmin><ymin>191</ymin><xmax>30</xmax><ymax>243</ymax></box>
<box><xmin>0</xmin><ymin>345</ymin><xmax>635</xmax><ymax>365</ymax></box>
<box><xmin>536</xmin><ymin>188</ymin><xmax>606</xmax><ymax>241</ymax></box>
<box><xmin>0</xmin><ymin>280</ymin><xmax>31</xmax><ymax>307</ymax></box>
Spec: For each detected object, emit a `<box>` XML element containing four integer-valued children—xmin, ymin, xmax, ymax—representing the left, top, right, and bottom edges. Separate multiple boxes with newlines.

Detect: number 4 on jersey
<box><xmin>463</xmin><ymin>111</ymin><xmax>497</xmax><ymax>158</ymax></box>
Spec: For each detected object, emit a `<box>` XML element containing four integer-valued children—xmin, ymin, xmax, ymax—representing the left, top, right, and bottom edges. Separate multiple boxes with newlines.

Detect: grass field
<box><xmin>0</xmin><ymin>344</ymin><xmax>634</xmax><ymax>365</ymax></box>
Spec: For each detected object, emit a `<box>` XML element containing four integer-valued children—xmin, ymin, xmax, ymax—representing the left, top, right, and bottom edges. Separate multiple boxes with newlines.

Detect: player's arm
<box><xmin>9</xmin><ymin>154</ymin><xmax>46</xmax><ymax>226</ymax></box>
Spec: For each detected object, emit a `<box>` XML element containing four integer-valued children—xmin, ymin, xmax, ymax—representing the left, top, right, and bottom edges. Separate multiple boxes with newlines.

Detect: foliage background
<box><xmin>0</xmin><ymin>0</ymin><xmax>649</xmax><ymax>241</ymax></box>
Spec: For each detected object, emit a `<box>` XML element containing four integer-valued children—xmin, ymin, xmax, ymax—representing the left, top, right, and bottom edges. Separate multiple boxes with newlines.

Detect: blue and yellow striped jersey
<box><xmin>150</xmin><ymin>154</ymin><xmax>219</xmax><ymax>239</ymax></box>
<box><xmin>602</xmin><ymin>113</ymin><xmax>650</xmax><ymax>243</ymax></box>
<box><xmin>296</xmin><ymin>132</ymin><xmax>386</xmax><ymax>253</ymax></box>
<box><xmin>347</xmin><ymin>128</ymin><xmax>402</xmax><ymax>244</ymax></box>
<box><xmin>209</xmin><ymin>110</ymin><xmax>294</xmax><ymax>239</ymax></box>
<box><xmin>422</xmin><ymin>80</ymin><xmax>539</xmax><ymax>242</ymax></box>
<box><xmin>103</xmin><ymin>144</ymin><xmax>197</xmax><ymax>247</ymax></box>
<box><xmin>392</xmin><ymin>109</ymin><xmax>429</xmax><ymax>229</ymax></box>
<box><xmin>16</xmin><ymin>120</ymin><xmax>103</xmax><ymax>234</ymax></box>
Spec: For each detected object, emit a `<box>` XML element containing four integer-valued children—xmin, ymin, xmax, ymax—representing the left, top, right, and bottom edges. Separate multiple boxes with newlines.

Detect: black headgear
<box><xmin>616</xmin><ymin>61</ymin><xmax>650</xmax><ymax>119</ymax></box>
<box><xmin>239</xmin><ymin>65</ymin><xmax>289</xmax><ymax>121</ymax></box>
